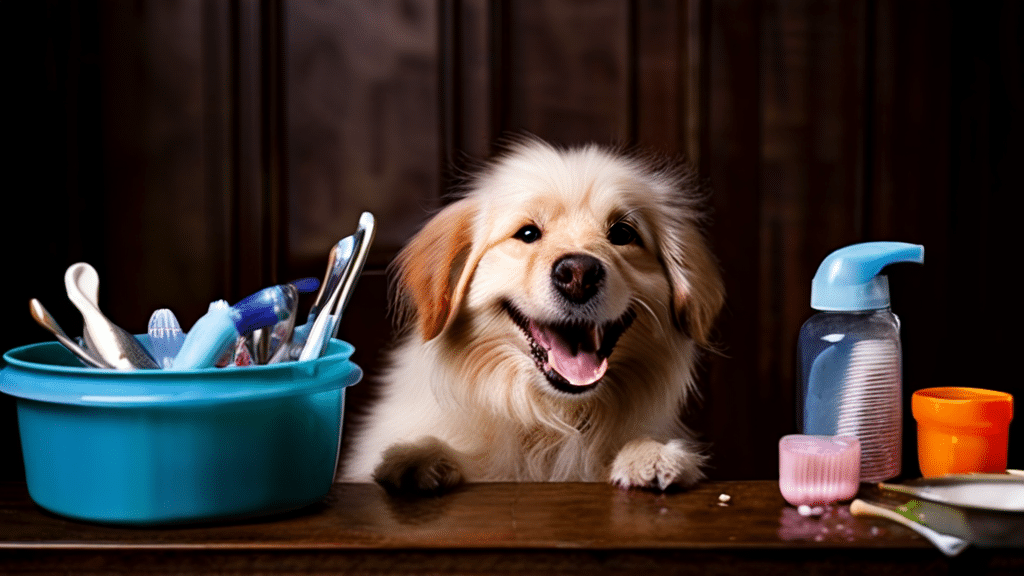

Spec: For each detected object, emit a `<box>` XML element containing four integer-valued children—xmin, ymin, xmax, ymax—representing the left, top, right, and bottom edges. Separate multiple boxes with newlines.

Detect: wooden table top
<box><xmin>0</xmin><ymin>479</ymin><xmax>917</xmax><ymax>549</ymax></box>
<box><xmin>1</xmin><ymin>480</ymin><xmax>1021</xmax><ymax>574</ymax></box>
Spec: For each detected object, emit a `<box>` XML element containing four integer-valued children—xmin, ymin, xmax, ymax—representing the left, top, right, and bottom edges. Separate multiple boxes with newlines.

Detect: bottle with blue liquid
<box><xmin>797</xmin><ymin>242</ymin><xmax>924</xmax><ymax>482</ymax></box>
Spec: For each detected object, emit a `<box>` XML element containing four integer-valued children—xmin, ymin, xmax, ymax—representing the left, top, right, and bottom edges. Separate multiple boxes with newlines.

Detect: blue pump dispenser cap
<box><xmin>811</xmin><ymin>241</ymin><xmax>924</xmax><ymax>311</ymax></box>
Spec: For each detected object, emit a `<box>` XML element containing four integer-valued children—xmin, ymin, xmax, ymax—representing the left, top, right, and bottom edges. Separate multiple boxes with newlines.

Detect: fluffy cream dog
<box><xmin>343</xmin><ymin>137</ymin><xmax>724</xmax><ymax>492</ymax></box>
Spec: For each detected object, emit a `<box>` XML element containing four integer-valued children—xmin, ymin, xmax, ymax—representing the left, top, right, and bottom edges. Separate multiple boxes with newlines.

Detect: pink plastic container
<box><xmin>779</xmin><ymin>435</ymin><xmax>861</xmax><ymax>506</ymax></box>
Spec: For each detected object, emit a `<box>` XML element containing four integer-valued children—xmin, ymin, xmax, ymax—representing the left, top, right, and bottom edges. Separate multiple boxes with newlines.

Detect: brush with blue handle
<box><xmin>170</xmin><ymin>280</ymin><xmax>317</xmax><ymax>370</ymax></box>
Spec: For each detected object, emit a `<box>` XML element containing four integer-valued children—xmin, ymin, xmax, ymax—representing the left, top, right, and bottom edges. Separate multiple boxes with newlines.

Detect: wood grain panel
<box><xmin>440</xmin><ymin>0</ymin><xmax>496</xmax><ymax>181</ymax></box>
<box><xmin>633</xmin><ymin>0</ymin><xmax>706</xmax><ymax>162</ymax></box>
<box><xmin>96</xmin><ymin>0</ymin><xmax>232</xmax><ymax>332</ymax></box>
<box><xmin>699</xmin><ymin>0</ymin><xmax>767</xmax><ymax>479</ymax></box>
<box><xmin>284</xmin><ymin>0</ymin><xmax>442</xmax><ymax>270</ymax></box>
<box><xmin>504</xmin><ymin>0</ymin><xmax>631</xmax><ymax>145</ymax></box>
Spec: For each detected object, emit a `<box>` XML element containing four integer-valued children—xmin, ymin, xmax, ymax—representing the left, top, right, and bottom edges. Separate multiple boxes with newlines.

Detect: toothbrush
<box><xmin>206</xmin><ymin>299</ymin><xmax>237</xmax><ymax>367</ymax></box>
<box><xmin>290</xmin><ymin>277</ymin><xmax>321</xmax><ymax>294</ymax></box>
<box><xmin>147</xmin><ymin>308</ymin><xmax>185</xmax><ymax>369</ymax></box>
<box><xmin>170</xmin><ymin>285</ymin><xmax>300</xmax><ymax>370</ymax></box>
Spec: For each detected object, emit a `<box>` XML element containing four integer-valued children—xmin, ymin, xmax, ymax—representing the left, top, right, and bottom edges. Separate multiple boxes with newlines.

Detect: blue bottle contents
<box><xmin>798</xmin><ymin>310</ymin><xmax>901</xmax><ymax>434</ymax></box>
<box><xmin>796</xmin><ymin>242</ymin><xmax>923</xmax><ymax>482</ymax></box>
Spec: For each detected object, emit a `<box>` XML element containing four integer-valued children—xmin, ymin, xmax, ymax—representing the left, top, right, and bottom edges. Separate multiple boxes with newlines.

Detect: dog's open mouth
<box><xmin>503</xmin><ymin>302</ymin><xmax>635</xmax><ymax>394</ymax></box>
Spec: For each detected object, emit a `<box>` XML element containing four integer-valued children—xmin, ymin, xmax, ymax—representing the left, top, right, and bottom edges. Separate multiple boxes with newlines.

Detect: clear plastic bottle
<box><xmin>796</xmin><ymin>242</ymin><xmax>924</xmax><ymax>482</ymax></box>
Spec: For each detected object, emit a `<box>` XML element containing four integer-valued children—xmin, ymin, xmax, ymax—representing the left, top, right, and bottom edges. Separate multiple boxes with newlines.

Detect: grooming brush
<box><xmin>835</xmin><ymin>338</ymin><xmax>901</xmax><ymax>483</ymax></box>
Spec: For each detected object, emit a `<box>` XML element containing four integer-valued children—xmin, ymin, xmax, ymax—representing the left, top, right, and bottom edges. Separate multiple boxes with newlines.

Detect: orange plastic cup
<box><xmin>912</xmin><ymin>387</ymin><xmax>1014</xmax><ymax>477</ymax></box>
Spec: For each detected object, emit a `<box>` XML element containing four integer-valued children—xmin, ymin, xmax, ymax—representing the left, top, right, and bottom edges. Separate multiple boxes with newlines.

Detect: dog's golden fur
<box><xmin>343</xmin><ymin>138</ymin><xmax>724</xmax><ymax>492</ymax></box>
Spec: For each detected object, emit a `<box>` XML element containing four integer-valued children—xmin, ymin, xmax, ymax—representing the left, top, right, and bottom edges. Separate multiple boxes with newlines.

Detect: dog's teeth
<box><xmin>504</xmin><ymin>300</ymin><xmax>636</xmax><ymax>392</ymax></box>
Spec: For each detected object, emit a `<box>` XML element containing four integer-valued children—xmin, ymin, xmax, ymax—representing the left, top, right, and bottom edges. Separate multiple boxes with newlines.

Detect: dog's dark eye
<box><xmin>514</xmin><ymin>224</ymin><xmax>542</xmax><ymax>244</ymax></box>
<box><xmin>607</xmin><ymin>222</ymin><xmax>640</xmax><ymax>246</ymax></box>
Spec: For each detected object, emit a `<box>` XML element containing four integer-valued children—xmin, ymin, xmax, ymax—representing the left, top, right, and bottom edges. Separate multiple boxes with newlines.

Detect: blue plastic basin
<box><xmin>0</xmin><ymin>339</ymin><xmax>361</xmax><ymax>525</ymax></box>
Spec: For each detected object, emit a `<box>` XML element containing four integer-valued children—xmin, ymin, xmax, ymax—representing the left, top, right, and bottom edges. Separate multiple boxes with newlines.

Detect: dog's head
<box><xmin>392</xmin><ymin>139</ymin><xmax>724</xmax><ymax>398</ymax></box>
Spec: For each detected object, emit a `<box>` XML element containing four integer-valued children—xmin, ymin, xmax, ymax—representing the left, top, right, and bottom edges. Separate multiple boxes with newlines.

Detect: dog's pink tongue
<box><xmin>531</xmin><ymin>323</ymin><xmax>607</xmax><ymax>386</ymax></box>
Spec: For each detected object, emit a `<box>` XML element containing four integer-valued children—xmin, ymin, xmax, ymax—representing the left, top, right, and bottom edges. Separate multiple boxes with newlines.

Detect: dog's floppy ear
<box><xmin>655</xmin><ymin>207</ymin><xmax>725</xmax><ymax>348</ymax></box>
<box><xmin>663</xmin><ymin>224</ymin><xmax>729</xmax><ymax>344</ymax></box>
<box><xmin>392</xmin><ymin>198</ymin><xmax>479</xmax><ymax>341</ymax></box>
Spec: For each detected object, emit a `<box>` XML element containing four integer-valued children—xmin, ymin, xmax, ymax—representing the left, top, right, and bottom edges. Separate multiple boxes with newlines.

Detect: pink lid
<box><xmin>779</xmin><ymin>435</ymin><xmax>861</xmax><ymax>506</ymax></box>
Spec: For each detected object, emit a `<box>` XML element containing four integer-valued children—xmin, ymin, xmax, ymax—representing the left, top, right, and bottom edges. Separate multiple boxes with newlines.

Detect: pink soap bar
<box><xmin>778</xmin><ymin>435</ymin><xmax>861</xmax><ymax>506</ymax></box>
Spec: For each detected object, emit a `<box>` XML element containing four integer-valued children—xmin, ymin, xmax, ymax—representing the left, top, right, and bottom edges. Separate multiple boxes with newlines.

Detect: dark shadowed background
<box><xmin>2</xmin><ymin>0</ymin><xmax>1022</xmax><ymax>482</ymax></box>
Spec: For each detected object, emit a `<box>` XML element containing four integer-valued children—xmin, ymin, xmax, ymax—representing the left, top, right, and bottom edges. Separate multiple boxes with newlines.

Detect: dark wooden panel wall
<box><xmin>3</xmin><ymin>0</ymin><xmax>1022</xmax><ymax>481</ymax></box>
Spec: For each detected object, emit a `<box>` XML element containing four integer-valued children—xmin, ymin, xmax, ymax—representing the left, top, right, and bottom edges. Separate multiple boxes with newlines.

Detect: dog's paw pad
<box><xmin>373</xmin><ymin>438</ymin><xmax>464</xmax><ymax>494</ymax></box>
<box><xmin>609</xmin><ymin>438</ymin><xmax>706</xmax><ymax>491</ymax></box>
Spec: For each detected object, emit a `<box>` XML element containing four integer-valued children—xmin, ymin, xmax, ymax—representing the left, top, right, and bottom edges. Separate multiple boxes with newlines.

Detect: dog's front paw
<box><xmin>372</xmin><ymin>437</ymin><xmax>465</xmax><ymax>494</ymax></box>
<box><xmin>609</xmin><ymin>438</ymin><xmax>706</xmax><ymax>491</ymax></box>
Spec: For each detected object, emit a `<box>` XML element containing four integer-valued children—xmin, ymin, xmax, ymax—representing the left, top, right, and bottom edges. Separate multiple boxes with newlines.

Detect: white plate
<box><xmin>881</xmin><ymin>475</ymin><xmax>1024</xmax><ymax>513</ymax></box>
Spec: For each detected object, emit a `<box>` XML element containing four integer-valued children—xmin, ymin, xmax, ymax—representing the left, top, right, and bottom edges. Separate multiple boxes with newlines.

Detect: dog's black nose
<box><xmin>552</xmin><ymin>254</ymin><xmax>605</xmax><ymax>304</ymax></box>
